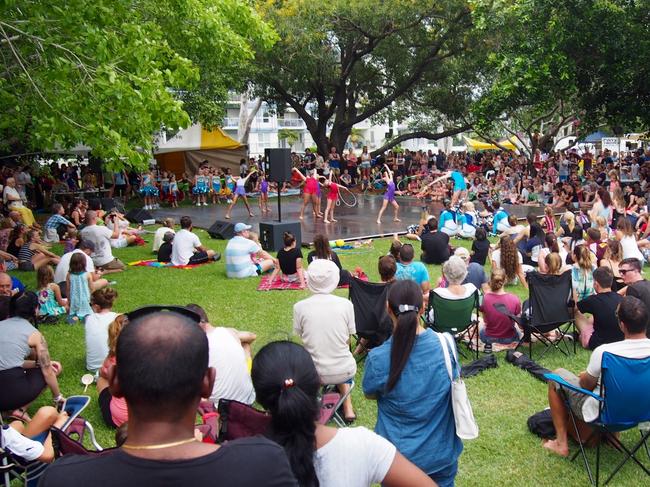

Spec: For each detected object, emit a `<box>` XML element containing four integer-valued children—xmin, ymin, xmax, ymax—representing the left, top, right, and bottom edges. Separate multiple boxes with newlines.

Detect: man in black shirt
<box><xmin>575</xmin><ymin>267</ymin><xmax>623</xmax><ymax>349</ymax></box>
<box><xmin>40</xmin><ymin>309</ymin><xmax>297</xmax><ymax>487</ymax></box>
<box><xmin>619</xmin><ymin>257</ymin><xmax>650</xmax><ymax>338</ymax></box>
<box><xmin>420</xmin><ymin>216</ymin><xmax>451</xmax><ymax>265</ymax></box>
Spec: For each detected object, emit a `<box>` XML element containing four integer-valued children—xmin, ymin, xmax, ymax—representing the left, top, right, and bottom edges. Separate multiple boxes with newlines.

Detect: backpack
<box><xmin>527</xmin><ymin>409</ymin><xmax>555</xmax><ymax>439</ymax></box>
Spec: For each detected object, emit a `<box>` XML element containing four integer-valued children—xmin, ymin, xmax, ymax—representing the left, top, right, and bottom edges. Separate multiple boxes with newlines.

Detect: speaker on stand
<box><xmin>259</xmin><ymin>148</ymin><xmax>301</xmax><ymax>252</ymax></box>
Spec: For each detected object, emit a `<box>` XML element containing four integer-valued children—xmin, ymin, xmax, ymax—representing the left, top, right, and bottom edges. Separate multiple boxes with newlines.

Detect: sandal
<box><xmin>7</xmin><ymin>408</ymin><xmax>32</xmax><ymax>422</ymax></box>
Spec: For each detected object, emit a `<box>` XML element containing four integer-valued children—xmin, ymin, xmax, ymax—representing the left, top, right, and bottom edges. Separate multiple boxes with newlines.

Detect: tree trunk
<box><xmin>237</xmin><ymin>91</ymin><xmax>262</xmax><ymax>145</ymax></box>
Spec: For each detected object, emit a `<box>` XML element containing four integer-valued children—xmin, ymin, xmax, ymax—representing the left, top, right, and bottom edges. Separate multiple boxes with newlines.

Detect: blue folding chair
<box><xmin>545</xmin><ymin>352</ymin><xmax>650</xmax><ymax>485</ymax></box>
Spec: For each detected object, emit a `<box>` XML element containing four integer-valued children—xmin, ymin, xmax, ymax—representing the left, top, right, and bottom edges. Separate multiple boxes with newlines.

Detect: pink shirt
<box><xmin>481</xmin><ymin>292</ymin><xmax>521</xmax><ymax>339</ymax></box>
<box><xmin>100</xmin><ymin>356</ymin><xmax>128</xmax><ymax>426</ymax></box>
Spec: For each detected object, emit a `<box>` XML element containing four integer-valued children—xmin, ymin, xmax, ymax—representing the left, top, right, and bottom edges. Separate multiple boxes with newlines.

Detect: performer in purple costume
<box><xmin>225</xmin><ymin>169</ymin><xmax>257</xmax><ymax>219</ymax></box>
<box><xmin>377</xmin><ymin>165</ymin><xmax>402</xmax><ymax>224</ymax></box>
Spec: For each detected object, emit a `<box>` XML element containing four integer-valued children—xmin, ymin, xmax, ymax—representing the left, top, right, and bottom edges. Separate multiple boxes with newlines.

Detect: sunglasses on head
<box><xmin>125</xmin><ymin>305</ymin><xmax>201</xmax><ymax>324</ymax></box>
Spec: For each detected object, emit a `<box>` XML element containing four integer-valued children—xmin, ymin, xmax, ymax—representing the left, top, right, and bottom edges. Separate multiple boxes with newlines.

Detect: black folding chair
<box><xmin>348</xmin><ymin>278</ymin><xmax>393</xmax><ymax>360</ymax></box>
<box><xmin>495</xmin><ymin>270</ymin><xmax>575</xmax><ymax>360</ymax></box>
<box><xmin>423</xmin><ymin>289</ymin><xmax>480</xmax><ymax>360</ymax></box>
<box><xmin>545</xmin><ymin>353</ymin><xmax>650</xmax><ymax>485</ymax></box>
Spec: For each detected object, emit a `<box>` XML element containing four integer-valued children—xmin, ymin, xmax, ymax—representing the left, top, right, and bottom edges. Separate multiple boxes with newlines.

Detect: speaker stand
<box><xmin>277</xmin><ymin>184</ymin><xmax>282</xmax><ymax>222</ymax></box>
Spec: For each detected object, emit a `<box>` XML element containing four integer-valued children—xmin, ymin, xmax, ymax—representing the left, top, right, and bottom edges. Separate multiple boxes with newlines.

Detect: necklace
<box><xmin>122</xmin><ymin>437</ymin><xmax>197</xmax><ymax>450</ymax></box>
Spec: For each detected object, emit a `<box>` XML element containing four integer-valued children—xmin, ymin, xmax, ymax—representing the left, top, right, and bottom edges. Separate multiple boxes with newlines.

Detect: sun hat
<box><xmin>305</xmin><ymin>259</ymin><xmax>340</xmax><ymax>294</ymax></box>
<box><xmin>454</xmin><ymin>247</ymin><xmax>470</xmax><ymax>262</ymax></box>
<box><xmin>234</xmin><ymin>223</ymin><xmax>252</xmax><ymax>233</ymax></box>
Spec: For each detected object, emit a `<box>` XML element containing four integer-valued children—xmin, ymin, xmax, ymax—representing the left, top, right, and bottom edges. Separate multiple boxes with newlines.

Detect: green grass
<box><xmin>11</xmin><ymin>227</ymin><xmax>649</xmax><ymax>487</ymax></box>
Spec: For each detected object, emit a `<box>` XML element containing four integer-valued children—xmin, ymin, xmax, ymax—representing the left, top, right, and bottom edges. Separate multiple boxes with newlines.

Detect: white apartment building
<box><xmin>223</xmin><ymin>95</ymin><xmax>465</xmax><ymax>156</ymax></box>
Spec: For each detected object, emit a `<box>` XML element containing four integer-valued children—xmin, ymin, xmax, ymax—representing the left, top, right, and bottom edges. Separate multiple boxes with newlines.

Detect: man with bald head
<box><xmin>80</xmin><ymin>210</ymin><xmax>125</xmax><ymax>272</ymax></box>
<box><xmin>40</xmin><ymin>308</ymin><xmax>298</xmax><ymax>486</ymax></box>
<box><xmin>0</xmin><ymin>272</ymin><xmax>12</xmax><ymax>320</ymax></box>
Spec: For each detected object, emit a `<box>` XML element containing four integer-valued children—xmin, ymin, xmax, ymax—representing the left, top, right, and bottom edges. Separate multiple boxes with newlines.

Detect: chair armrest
<box><xmin>543</xmin><ymin>373</ymin><xmax>603</xmax><ymax>401</ymax></box>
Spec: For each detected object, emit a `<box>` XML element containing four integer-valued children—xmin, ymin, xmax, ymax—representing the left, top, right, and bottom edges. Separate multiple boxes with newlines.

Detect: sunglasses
<box><xmin>619</xmin><ymin>269</ymin><xmax>634</xmax><ymax>275</ymax></box>
<box><xmin>125</xmin><ymin>305</ymin><xmax>201</xmax><ymax>324</ymax></box>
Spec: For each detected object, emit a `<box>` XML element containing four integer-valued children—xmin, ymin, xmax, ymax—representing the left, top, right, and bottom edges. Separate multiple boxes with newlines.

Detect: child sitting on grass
<box><xmin>269</xmin><ymin>232</ymin><xmax>306</xmax><ymax>288</ymax></box>
<box><xmin>66</xmin><ymin>252</ymin><xmax>94</xmax><ymax>324</ymax></box>
<box><xmin>36</xmin><ymin>265</ymin><xmax>67</xmax><ymax>321</ymax></box>
<box><xmin>85</xmin><ymin>287</ymin><xmax>118</xmax><ymax>373</ymax></box>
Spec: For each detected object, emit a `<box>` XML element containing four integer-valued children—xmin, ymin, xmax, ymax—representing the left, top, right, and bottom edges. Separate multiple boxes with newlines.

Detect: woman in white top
<box><xmin>615</xmin><ymin>217</ymin><xmax>644</xmax><ymax>264</ymax></box>
<box><xmin>251</xmin><ymin>341</ymin><xmax>434</xmax><ymax>487</ymax></box>
<box><xmin>2</xmin><ymin>177</ymin><xmax>35</xmax><ymax>226</ymax></box>
<box><xmin>84</xmin><ymin>288</ymin><xmax>118</xmax><ymax>372</ymax></box>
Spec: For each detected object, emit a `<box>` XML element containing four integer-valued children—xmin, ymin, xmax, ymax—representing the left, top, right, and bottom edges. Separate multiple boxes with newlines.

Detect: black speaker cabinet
<box><xmin>102</xmin><ymin>197</ymin><xmax>125</xmax><ymax>213</ymax></box>
<box><xmin>208</xmin><ymin>220</ymin><xmax>235</xmax><ymax>239</ymax></box>
<box><xmin>259</xmin><ymin>221</ymin><xmax>301</xmax><ymax>252</ymax></box>
<box><xmin>125</xmin><ymin>208</ymin><xmax>153</xmax><ymax>223</ymax></box>
<box><xmin>264</xmin><ymin>148</ymin><xmax>292</xmax><ymax>183</ymax></box>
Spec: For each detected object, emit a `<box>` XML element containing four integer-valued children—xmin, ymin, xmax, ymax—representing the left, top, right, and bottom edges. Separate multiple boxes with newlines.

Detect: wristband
<box><xmin>53</xmin><ymin>394</ymin><xmax>63</xmax><ymax>403</ymax></box>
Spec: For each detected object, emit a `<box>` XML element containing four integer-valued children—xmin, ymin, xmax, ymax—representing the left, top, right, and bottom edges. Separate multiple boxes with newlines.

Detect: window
<box><xmin>256</xmin><ymin>132</ymin><xmax>272</xmax><ymax>150</ymax></box>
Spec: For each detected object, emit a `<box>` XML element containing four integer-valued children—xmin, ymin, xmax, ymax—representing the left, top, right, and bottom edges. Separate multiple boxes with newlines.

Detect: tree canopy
<box><xmin>0</xmin><ymin>0</ymin><xmax>274</xmax><ymax>169</ymax></box>
<box><xmin>253</xmin><ymin>0</ymin><xmax>483</xmax><ymax>156</ymax></box>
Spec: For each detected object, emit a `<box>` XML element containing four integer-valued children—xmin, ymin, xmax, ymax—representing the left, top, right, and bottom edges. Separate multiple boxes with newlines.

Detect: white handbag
<box><xmin>436</xmin><ymin>332</ymin><xmax>479</xmax><ymax>440</ymax></box>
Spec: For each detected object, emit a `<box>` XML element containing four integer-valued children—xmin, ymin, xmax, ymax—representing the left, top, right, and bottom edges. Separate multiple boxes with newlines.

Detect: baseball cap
<box><xmin>234</xmin><ymin>223</ymin><xmax>252</xmax><ymax>233</ymax></box>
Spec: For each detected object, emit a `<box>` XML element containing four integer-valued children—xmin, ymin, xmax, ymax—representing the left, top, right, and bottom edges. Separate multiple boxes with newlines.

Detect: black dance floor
<box><xmin>149</xmin><ymin>194</ymin><xmax>549</xmax><ymax>245</ymax></box>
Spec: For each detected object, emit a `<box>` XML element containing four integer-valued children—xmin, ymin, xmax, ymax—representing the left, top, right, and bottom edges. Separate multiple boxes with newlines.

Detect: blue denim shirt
<box><xmin>362</xmin><ymin>328</ymin><xmax>463</xmax><ymax>475</ymax></box>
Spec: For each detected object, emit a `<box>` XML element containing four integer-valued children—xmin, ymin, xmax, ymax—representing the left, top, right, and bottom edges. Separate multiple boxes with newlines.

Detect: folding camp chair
<box><xmin>217</xmin><ymin>399</ymin><xmax>271</xmax><ymax>442</ymax></box>
<box><xmin>348</xmin><ymin>278</ymin><xmax>393</xmax><ymax>359</ymax></box>
<box><xmin>495</xmin><ymin>270</ymin><xmax>575</xmax><ymax>360</ymax></box>
<box><xmin>545</xmin><ymin>352</ymin><xmax>650</xmax><ymax>485</ymax></box>
<box><xmin>321</xmin><ymin>380</ymin><xmax>355</xmax><ymax>428</ymax></box>
<box><xmin>423</xmin><ymin>290</ymin><xmax>480</xmax><ymax>360</ymax></box>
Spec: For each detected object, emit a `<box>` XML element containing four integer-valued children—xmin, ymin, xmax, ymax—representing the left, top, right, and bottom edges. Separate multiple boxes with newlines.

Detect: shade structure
<box><xmin>154</xmin><ymin>125</ymin><xmax>247</xmax><ymax>176</ymax></box>
<box><xmin>463</xmin><ymin>136</ymin><xmax>518</xmax><ymax>151</ymax></box>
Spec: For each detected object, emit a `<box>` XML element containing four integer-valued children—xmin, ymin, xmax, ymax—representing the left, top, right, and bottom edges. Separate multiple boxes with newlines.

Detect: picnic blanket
<box><xmin>128</xmin><ymin>259</ymin><xmax>212</xmax><ymax>269</ymax></box>
<box><xmin>257</xmin><ymin>270</ymin><xmax>368</xmax><ymax>291</ymax></box>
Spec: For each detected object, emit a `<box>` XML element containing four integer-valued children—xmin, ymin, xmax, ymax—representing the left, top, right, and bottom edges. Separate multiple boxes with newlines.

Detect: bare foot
<box><xmin>225</xmin><ymin>215</ymin><xmax>230</xmax><ymax>219</ymax></box>
<box><xmin>376</xmin><ymin>219</ymin><xmax>382</xmax><ymax>224</ymax></box>
<box><xmin>324</xmin><ymin>219</ymin><xmax>330</xmax><ymax>224</ymax></box>
<box><xmin>331</xmin><ymin>218</ymin><xmax>337</xmax><ymax>222</ymax></box>
<box><xmin>299</xmin><ymin>215</ymin><xmax>304</xmax><ymax>220</ymax></box>
<box><xmin>249</xmin><ymin>213</ymin><xmax>254</xmax><ymax>217</ymax></box>
<box><xmin>542</xmin><ymin>439</ymin><xmax>569</xmax><ymax>457</ymax></box>
<box><xmin>393</xmin><ymin>218</ymin><xmax>401</xmax><ymax>222</ymax></box>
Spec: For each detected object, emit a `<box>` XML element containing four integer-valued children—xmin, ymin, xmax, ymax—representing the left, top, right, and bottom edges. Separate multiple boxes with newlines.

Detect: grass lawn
<box><xmin>11</xmin><ymin>220</ymin><xmax>649</xmax><ymax>487</ymax></box>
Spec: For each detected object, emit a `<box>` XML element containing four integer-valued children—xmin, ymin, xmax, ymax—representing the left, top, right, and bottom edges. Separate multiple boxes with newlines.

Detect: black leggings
<box><xmin>0</xmin><ymin>367</ymin><xmax>46</xmax><ymax>411</ymax></box>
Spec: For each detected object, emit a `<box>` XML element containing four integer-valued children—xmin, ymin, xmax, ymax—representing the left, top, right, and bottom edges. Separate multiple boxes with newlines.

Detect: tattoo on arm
<box><xmin>38</xmin><ymin>335</ymin><xmax>51</xmax><ymax>369</ymax></box>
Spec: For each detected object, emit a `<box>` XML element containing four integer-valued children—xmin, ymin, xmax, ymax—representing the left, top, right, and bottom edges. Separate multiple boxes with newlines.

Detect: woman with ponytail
<box><xmin>363</xmin><ymin>280</ymin><xmax>462</xmax><ymax>486</ymax></box>
<box><xmin>252</xmin><ymin>341</ymin><xmax>434</xmax><ymax>487</ymax></box>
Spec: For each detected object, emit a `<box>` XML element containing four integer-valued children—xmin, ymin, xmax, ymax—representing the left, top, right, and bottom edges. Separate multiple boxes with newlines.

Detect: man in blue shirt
<box><xmin>395</xmin><ymin>244</ymin><xmax>430</xmax><ymax>298</ymax></box>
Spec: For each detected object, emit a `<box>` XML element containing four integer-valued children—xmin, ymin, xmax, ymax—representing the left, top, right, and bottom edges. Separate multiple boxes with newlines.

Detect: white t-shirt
<box><xmin>54</xmin><ymin>249</ymin><xmax>95</xmax><ymax>283</ymax></box>
<box><xmin>152</xmin><ymin>227</ymin><xmax>175</xmax><ymax>252</ymax></box>
<box><xmin>206</xmin><ymin>327</ymin><xmax>255</xmax><ymax>405</ymax></box>
<box><xmin>171</xmin><ymin>229</ymin><xmax>201</xmax><ymax>266</ymax></box>
<box><xmin>84</xmin><ymin>311</ymin><xmax>117</xmax><ymax>371</ymax></box>
<box><xmin>582</xmin><ymin>338</ymin><xmax>650</xmax><ymax>422</ymax></box>
<box><xmin>293</xmin><ymin>294</ymin><xmax>356</xmax><ymax>384</ymax></box>
<box><xmin>80</xmin><ymin>225</ymin><xmax>115</xmax><ymax>266</ymax></box>
<box><xmin>315</xmin><ymin>427</ymin><xmax>396</xmax><ymax>487</ymax></box>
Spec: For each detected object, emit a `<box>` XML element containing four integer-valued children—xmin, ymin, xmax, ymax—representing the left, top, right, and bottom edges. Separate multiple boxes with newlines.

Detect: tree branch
<box><xmin>370</xmin><ymin>124</ymin><xmax>471</xmax><ymax>156</ymax></box>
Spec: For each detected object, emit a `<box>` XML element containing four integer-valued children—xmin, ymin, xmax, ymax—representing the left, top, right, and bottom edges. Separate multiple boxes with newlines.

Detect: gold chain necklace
<box><xmin>122</xmin><ymin>438</ymin><xmax>197</xmax><ymax>450</ymax></box>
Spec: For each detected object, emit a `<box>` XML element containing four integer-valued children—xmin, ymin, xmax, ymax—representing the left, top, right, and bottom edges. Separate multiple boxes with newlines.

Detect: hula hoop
<box><xmin>337</xmin><ymin>187</ymin><xmax>357</xmax><ymax>207</ymax></box>
<box><xmin>397</xmin><ymin>175</ymin><xmax>420</xmax><ymax>190</ymax></box>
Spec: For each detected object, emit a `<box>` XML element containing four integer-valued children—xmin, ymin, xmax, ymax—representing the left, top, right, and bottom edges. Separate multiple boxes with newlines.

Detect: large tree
<box><xmin>471</xmin><ymin>0</ymin><xmax>650</xmax><ymax>155</ymax></box>
<box><xmin>254</xmin><ymin>0</ymin><xmax>483</xmax><ymax>156</ymax></box>
<box><xmin>0</xmin><ymin>0</ymin><xmax>274</xmax><ymax>169</ymax></box>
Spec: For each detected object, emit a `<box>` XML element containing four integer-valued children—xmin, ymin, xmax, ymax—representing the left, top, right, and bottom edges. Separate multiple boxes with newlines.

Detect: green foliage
<box><xmin>471</xmin><ymin>0</ymin><xmax>650</xmax><ymax>136</ymax></box>
<box><xmin>0</xmin><ymin>0</ymin><xmax>274</xmax><ymax>169</ymax></box>
<box><xmin>277</xmin><ymin>128</ymin><xmax>300</xmax><ymax>147</ymax></box>
<box><xmin>253</xmin><ymin>0</ymin><xmax>482</xmax><ymax>154</ymax></box>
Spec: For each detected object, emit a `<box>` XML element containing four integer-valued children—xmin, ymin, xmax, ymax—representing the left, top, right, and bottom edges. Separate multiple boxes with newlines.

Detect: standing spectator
<box><xmin>363</xmin><ymin>280</ymin><xmax>463</xmax><ymax>486</ymax></box>
<box><xmin>293</xmin><ymin>259</ymin><xmax>356</xmax><ymax>422</ymax></box>
<box><xmin>171</xmin><ymin>216</ymin><xmax>219</xmax><ymax>266</ymax></box>
<box><xmin>41</xmin><ymin>309</ymin><xmax>299</xmax><ymax>486</ymax></box>
<box><xmin>225</xmin><ymin>223</ymin><xmax>275</xmax><ymax>278</ymax></box>
<box><xmin>80</xmin><ymin>210</ymin><xmax>125</xmax><ymax>273</ymax></box>
<box><xmin>575</xmin><ymin>267</ymin><xmax>623</xmax><ymax>350</ymax></box>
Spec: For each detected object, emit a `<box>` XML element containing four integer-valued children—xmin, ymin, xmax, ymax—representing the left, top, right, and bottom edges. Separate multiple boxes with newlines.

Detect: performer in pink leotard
<box><xmin>292</xmin><ymin>168</ymin><xmax>322</xmax><ymax>220</ymax></box>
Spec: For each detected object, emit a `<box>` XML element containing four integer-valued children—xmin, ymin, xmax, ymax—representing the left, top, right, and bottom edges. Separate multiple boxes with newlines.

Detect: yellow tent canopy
<box><xmin>463</xmin><ymin>136</ymin><xmax>518</xmax><ymax>151</ymax></box>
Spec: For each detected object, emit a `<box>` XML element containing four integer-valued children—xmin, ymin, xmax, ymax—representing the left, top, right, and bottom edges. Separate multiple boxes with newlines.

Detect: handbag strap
<box><xmin>436</xmin><ymin>332</ymin><xmax>459</xmax><ymax>381</ymax></box>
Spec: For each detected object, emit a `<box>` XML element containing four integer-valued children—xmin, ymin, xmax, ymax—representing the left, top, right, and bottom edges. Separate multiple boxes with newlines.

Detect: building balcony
<box><xmin>223</xmin><ymin>117</ymin><xmax>239</xmax><ymax>128</ymax></box>
<box><xmin>277</xmin><ymin>118</ymin><xmax>306</xmax><ymax>128</ymax></box>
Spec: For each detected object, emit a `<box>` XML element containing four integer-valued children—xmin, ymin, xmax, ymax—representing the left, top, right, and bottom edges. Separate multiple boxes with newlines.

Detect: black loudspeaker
<box><xmin>125</xmin><ymin>208</ymin><xmax>153</xmax><ymax>223</ymax></box>
<box><xmin>259</xmin><ymin>221</ymin><xmax>301</xmax><ymax>252</ymax></box>
<box><xmin>264</xmin><ymin>148</ymin><xmax>292</xmax><ymax>183</ymax></box>
<box><xmin>208</xmin><ymin>220</ymin><xmax>235</xmax><ymax>239</ymax></box>
<box><xmin>102</xmin><ymin>198</ymin><xmax>124</xmax><ymax>213</ymax></box>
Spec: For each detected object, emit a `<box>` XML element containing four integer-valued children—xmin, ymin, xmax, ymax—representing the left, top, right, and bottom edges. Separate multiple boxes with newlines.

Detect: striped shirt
<box><xmin>225</xmin><ymin>236</ymin><xmax>260</xmax><ymax>278</ymax></box>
